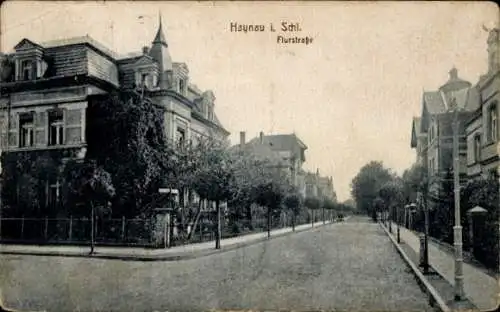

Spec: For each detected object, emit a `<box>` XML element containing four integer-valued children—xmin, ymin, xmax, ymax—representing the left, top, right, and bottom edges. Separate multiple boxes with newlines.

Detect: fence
<box><xmin>0</xmin><ymin>209</ymin><xmax>337</xmax><ymax>247</ymax></box>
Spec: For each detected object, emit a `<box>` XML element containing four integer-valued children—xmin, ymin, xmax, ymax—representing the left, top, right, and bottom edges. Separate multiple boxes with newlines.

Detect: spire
<box><xmin>153</xmin><ymin>11</ymin><xmax>168</xmax><ymax>46</ymax></box>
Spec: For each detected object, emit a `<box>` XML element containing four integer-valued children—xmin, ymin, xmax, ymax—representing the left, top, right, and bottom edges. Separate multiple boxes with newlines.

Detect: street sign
<box><xmin>159</xmin><ymin>188</ymin><xmax>179</xmax><ymax>194</ymax></box>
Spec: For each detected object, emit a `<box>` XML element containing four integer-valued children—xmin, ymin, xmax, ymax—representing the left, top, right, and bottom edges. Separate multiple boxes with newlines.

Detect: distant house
<box><xmin>236</xmin><ymin>131</ymin><xmax>308</xmax><ymax>196</ymax></box>
<box><xmin>0</xmin><ymin>15</ymin><xmax>229</xmax><ymax>216</ymax></box>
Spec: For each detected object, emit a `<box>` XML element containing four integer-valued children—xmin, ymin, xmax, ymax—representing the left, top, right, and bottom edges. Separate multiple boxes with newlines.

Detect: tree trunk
<box><xmin>311</xmin><ymin>209</ymin><xmax>314</xmax><ymax>227</ymax></box>
<box><xmin>187</xmin><ymin>199</ymin><xmax>204</xmax><ymax>241</ymax></box>
<box><xmin>90</xmin><ymin>201</ymin><xmax>95</xmax><ymax>255</ymax></box>
<box><xmin>292</xmin><ymin>212</ymin><xmax>296</xmax><ymax>231</ymax></box>
<box><xmin>267</xmin><ymin>206</ymin><xmax>271</xmax><ymax>239</ymax></box>
<box><xmin>323</xmin><ymin>207</ymin><xmax>325</xmax><ymax>224</ymax></box>
<box><xmin>215</xmin><ymin>200</ymin><xmax>221</xmax><ymax>249</ymax></box>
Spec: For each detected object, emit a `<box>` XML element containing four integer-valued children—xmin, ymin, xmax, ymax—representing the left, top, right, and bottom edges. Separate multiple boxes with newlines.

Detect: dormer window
<box><xmin>135</xmin><ymin>70</ymin><xmax>158</xmax><ymax>90</ymax></box>
<box><xmin>20</xmin><ymin>60</ymin><xmax>34</xmax><ymax>81</ymax></box>
<box><xmin>179</xmin><ymin>79</ymin><xmax>186</xmax><ymax>95</ymax></box>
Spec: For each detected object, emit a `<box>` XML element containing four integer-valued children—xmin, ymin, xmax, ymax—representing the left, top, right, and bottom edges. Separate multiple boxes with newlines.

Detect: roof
<box><xmin>248</xmin><ymin>134</ymin><xmax>308</xmax><ymax>152</ymax></box>
<box><xmin>40</xmin><ymin>35</ymin><xmax>118</xmax><ymax>59</ymax></box>
<box><xmin>412</xmin><ymin>117</ymin><xmax>421</xmax><ymax>135</ymax></box>
<box><xmin>422</xmin><ymin>85</ymin><xmax>479</xmax><ymax>117</ymax></box>
<box><xmin>423</xmin><ymin>91</ymin><xmax>446</xmax><ymax>114</ymax></box>
<box><xmin>232</xmin><ymin>141</ymin><xmax>284</xmax><ymax>165</ymax></box>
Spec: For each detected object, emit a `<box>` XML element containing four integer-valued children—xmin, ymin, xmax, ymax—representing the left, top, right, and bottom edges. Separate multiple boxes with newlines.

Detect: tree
<box><xmin>461</xmin><ymin>177</ymin><xmax>499</xmax><ymax>270</ymax></box>
<box><xmin>190</xmin><ymin>137</ymin><xmax>234</xmax><ymax>249</ymax></box>
<box><xmin>304</xmin><ymin>196</ymin><xmax>321</xmax><ymax>226</ymax></box>
<box><xmin>350</xmin><ymin>161</ymin><xmax>393</xmax><ymax>221</ymax></box>
<box><xmin>86</xmin><ymin>90</ymin><xmax>170</xmax><ymax>218</ymax></box>
<box><xmin>322</xmin><ymin>198</ymin><xmax>337</xmax><ymax>222</ymax></box>
<box><xmin>252</xmin><ymin>162</ymin><xmax>289</xmax><ymax>238</ymax></box>
<box><xmin>65</xmin><ymin>161</ymin><xmax>115</xmax><ymax>254</ymax></box>
<box><xmin>378</xmin><ymin>179</ymin><xmax>404</xmax><ymax>228</ymax></box>
<box><xmin>284</xmin><ymin>189</ymin><xmax>302</xmax><ymax>231</ymax></box>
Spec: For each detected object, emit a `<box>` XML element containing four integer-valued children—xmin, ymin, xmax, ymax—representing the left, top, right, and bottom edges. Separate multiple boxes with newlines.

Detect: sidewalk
<box><xmin>0</xmin><ymin>220</ymin><xmax>338</xmax><ymax>261</ymax></box>
<box><xmin>399</xmin><ymin>227</ymin><xmax>498</xmax><ymax>310</ymax></box>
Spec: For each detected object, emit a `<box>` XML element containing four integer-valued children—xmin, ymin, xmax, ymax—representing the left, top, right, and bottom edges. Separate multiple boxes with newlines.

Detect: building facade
<box><xmin>411</xmin><ymin>67</ymin><xmax>480</xmax><ymax>207</ymax></box>
<box><xmin>466</xmin><ymin>27</ymin><xmax>500</xmax><ymax>180</ymax></box>
<box><xmin>237</xmin><ymin>131</ymin><xmax>308</xmax><ymax>196</ymax></box>
<box><xmin>0</xmin><ymin>16</ymin><xmax>229</xmax><ymax>215</ymax></box>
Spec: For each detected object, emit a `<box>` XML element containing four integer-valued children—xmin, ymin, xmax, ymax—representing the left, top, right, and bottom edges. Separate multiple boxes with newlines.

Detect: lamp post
<box><xmin>389</xmin><ymin>205</ymin><xmax>393</xmax><ymax>233</ymax></box>
<box><xmin>497</xmin><ymin>142</ymin><xmax>500</xmax><ymax>310</ymax></box>
<box><xmin>396</xmin><ymin>204</ymin><xmax>401</xmax><ymax>243</ymax></box>
<box><xmin>452</xmin><ymin>107</ymin><xmax>465</xmax><ymax>301</ymax></box>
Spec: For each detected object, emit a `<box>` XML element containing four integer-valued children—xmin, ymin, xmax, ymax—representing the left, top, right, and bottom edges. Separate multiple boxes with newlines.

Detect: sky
<box><xmin>1</xmin><ymin>1</ymin><xmax>497</xmax><ymax>201</ymax></box>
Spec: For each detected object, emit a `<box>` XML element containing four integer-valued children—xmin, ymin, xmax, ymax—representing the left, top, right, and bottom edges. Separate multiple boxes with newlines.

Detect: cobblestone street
<box><xmin>0</xmin><ymin>217</ymin><xmax>433</xmax><ymax>312</ymax></box>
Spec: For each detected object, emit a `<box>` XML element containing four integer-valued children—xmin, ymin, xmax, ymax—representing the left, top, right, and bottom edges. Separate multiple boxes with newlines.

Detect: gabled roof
<box><xmin>14</xmin><ymin>38</ymin><xmax>44</xmax><ymax>51</ymax></box>
<box><xmin>423</xmin><ymin>91</ymin><xmax>446</xmax><ymax>115</ymax></box>
<box><xmin>411</xmin><ymin>117</ymin><xmax>422</xmax><ymax>148</ymax></box>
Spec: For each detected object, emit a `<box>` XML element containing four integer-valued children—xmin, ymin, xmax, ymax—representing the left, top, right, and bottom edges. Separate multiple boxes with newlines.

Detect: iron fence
<box><xmin>0</xmin><ymin>210</ymin><xmax>331</xmax><ymax>247</ymax></box>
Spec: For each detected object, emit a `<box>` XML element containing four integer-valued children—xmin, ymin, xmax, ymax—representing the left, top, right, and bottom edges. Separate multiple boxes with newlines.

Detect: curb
<box><xmin>379</xmin><ymin>223</ymin><xmax>451</xmax><ymax>312</ymax></box>
<box><xmin>0</xmin><ymin>221</ymin><xmax>337</xmax><ymax>262</ymax></box>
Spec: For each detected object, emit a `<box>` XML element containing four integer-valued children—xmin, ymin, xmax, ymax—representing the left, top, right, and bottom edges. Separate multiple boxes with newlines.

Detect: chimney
<box><xmin>142</xmin><ymin>46</ymin><xmax>150</xmax><ymax>55</ymax></box>
<box><xmin>259</xmin><ymin>131</ymin><xmax>264</xmax><ymax>144</ymax></box>
<box><xmin>240</xmin><ymin>131</ymin><xmax>246</xmax><ymax>147</ymax></box>
<box><xmin>449</xmin><ymin>67</ymin><xmax>458</xmax><ymax>80</ymax></box>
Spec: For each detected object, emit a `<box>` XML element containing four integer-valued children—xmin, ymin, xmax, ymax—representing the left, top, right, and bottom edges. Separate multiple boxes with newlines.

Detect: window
<box><xmin>489</xmin><ymin>169</ymin><xmax>498</xmax><ymax>181</ymax></box>
<box><xmin>48</xmin><ymin>110</ymin><xmax>64</xmax><ymax>146</ymax></box>
<box><xmin>20</xmin><ymin>60</ymin><xmax>34</xmax><ymax>81</ymax></box>
<box><xmin>141</xmin><ymin>73</ymin><xmax>148</xmax><ymax>85</ymax></box>
<box><xmin>489</xmin><ymin>104</ymin><xmax>498</xmax><ymax>142</ymax></box>
<box><xmin>474</xmin><ymin>134</ymin><xmax>481</xmax><ymax>163</ymax></box>
<box><xmin>48</xmin><ymin>180</ymin><xmax>62</xmax><ymax>207</ymax></box>
<box><xmin>179</xmin><ymin>79</ymin><xmax>185</xmax><ymax>95</ymax></box>
<box><xmin>208</xmin><ymin>108</ymin><xmax>214</xmax><ymax>121</ymax></box>
<box><xmin>19</xmin><ymin>112</ymin><xmax>34</xmax><ymax>147</ymax></box>
<box><xmin>176</xmin><ymin>127</ymin><xmax>186</xmax><ymax>147</ymax></box>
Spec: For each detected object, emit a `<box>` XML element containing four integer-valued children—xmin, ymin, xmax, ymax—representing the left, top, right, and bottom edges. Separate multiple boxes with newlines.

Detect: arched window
<box><xmin>489</xmin><ymin>103</ymin><xmax>498</xmax><ymax>142</ymax></box>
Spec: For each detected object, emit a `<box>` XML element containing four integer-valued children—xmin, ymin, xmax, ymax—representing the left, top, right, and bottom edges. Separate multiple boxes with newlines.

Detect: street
<box><xmin>0</xmin><ymin>217</ymin><xmax>433</xmax><ymax>312</ymax></box>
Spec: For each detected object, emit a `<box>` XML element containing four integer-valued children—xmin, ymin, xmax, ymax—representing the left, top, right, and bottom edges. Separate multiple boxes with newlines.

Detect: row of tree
<box><xmin>350</xmin><ymin>160</ymin><xmax>499</xmax><ymax>270</ymax></box>
<box><xmin>1</xmin><ymin>90</ymin><xmax>346</xmax><ymax>248</ymax></box>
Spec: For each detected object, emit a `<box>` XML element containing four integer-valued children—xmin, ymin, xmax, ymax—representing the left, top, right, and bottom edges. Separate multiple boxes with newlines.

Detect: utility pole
<box><xmin>453</xmin><ymin>108</ymin><xmax>465</xmax><ymax>301</ymax></box>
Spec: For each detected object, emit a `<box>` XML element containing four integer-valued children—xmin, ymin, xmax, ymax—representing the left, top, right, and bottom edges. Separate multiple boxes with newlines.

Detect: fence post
<box><xmin>69</xmin><ymin>216</ymin><xmax>73</xmax><ymax>241</ymax></box>
<box><xmin>21</xmin><ymin>216</ymin><xmax>25</xmax><ymax>239</ymax></box>
<box><xmin>44</xmin><ymin>216</ymin><xmax>49</xmax><ymax>240</ymax></box>
<box><xmin>121</xmin><ymin>216</ymin><xmax>126</xmax><ymax>241</ymax></box>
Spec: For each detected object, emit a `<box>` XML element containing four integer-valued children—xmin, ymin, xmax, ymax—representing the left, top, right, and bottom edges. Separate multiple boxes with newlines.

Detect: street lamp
<box><xmin>417</xmin><ymin>189</ymin><xmax>430</xmax><ymax>274</ymax></box>
<box><xmin>452</xmin><ymin>107</ymin><xmax>465</xmax><ymax>301</ymax></box>
<box><xmin>497</xmin><ymin>142</ymin><xmax>500</xmax><ymax>309</ymax></box>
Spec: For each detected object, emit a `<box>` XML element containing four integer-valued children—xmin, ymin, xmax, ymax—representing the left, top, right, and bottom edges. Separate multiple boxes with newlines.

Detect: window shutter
<box><xmin>65</xmin><ymin>109</ymin><xmax>82</xmax><ymax>145</ymax></box>
<box><xmin>35</xmin><ymin>111</ymin><xmax>47</xmax><ymax>147</ymax></box>
<box><xmin>8</xmin><ymin>112</ymin><xmax>18</xmax><ymax>148</ymax></box>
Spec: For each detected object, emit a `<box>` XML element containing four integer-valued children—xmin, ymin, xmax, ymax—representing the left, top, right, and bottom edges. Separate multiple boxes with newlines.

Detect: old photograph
<box><xmin>0</xmin><ymin>1</ymin><xmax>498</xmax><ymax>311</ymax></box>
